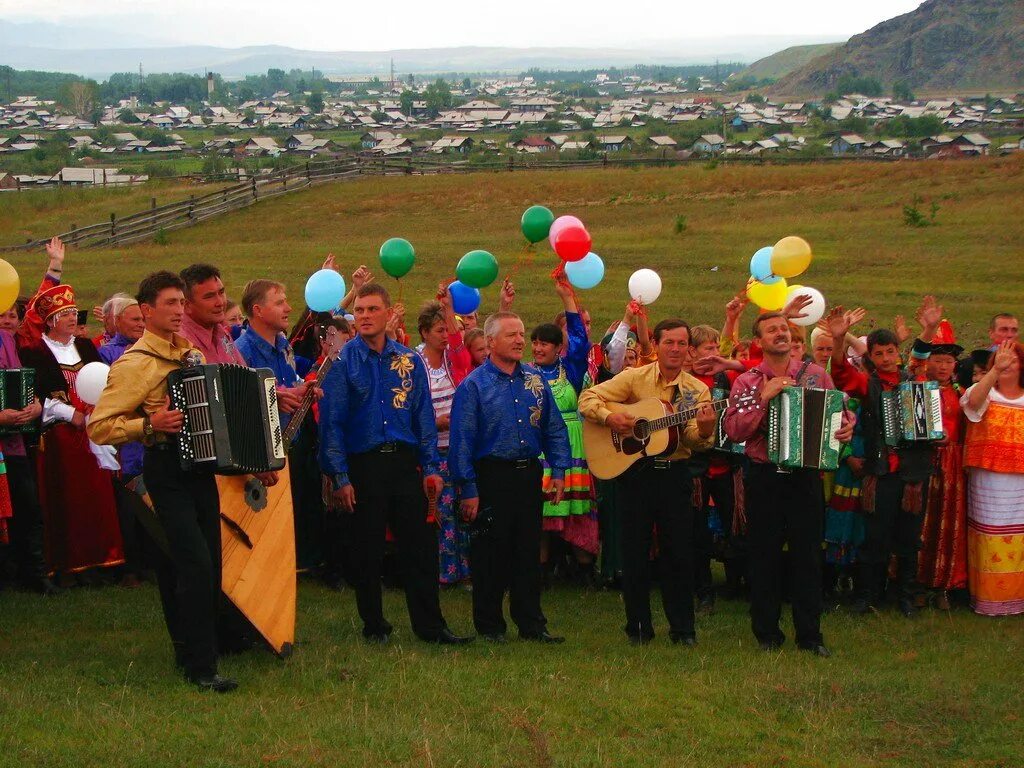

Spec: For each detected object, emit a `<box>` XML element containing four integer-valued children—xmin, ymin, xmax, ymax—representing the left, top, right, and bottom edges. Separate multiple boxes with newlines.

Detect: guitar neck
<box><xmin>282</xmin><ymin>355</ymin><xmax>335</xmax><ymax>444</ymax></box>
<box><xmin>645</xmin><ymin>397</ymin><xmax>729</xmax><ymax>435</ymax></box>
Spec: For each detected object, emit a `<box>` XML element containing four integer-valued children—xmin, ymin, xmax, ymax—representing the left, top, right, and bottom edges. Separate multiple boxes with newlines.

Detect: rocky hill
<box><xmin>736</xmin><ymin>43</ymin><xmax>842</xmax><ymax>81</ymax></box>
<box><xmin>774</xmin><ymin>0</ymin><xmax>1024</xmax><ymax>95</ymax></box>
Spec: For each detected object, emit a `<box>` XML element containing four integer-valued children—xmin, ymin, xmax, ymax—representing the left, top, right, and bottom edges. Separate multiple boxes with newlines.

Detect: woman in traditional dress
<box><xmin>415</xmin><ymin>293</ymin><xmax>471</xmax><ymax>586</ymax></box>
<box><xmin>534</xmin><ymin>272</ymin><xmax>598</xmax><ymax>586</ymax></box>
<box><xmin>823</xmin><ymin>397</ymin><xmax>865</xmax><ymax>600</ymax></box>
<box><xmin>960</xmin><ymin>340</ymin><xmax>1024</xmax><ymax>616</ymax></box>
<box><xmin>17</xmin><ymin>283</ymin><xmax>123</xmax><ymax>583</ymax></box>
<box><xmin>916</xmin><ymin>323</ymin><xmax>967</xmax><ymax>609</ymax></box>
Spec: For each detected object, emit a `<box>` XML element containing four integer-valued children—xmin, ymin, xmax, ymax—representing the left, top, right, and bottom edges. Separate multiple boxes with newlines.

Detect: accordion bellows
<box><xmin>167</xmin><ymin>364</ymin><xmax>286</xmax><ymax>474</ymax></box>
<box><xmin>0</xmin><ymin>368</ymin><xmax>36</xmax><ymax>435</ymax></box>
<box><xmin>881</xmin><ymin>380</ymin><xmax>944</xmax><ymax>446</ymax></box>
<box><xmin>768</xmin><ymin>387</ymin><xmax>845</xmax><ymax>471</ymax></box>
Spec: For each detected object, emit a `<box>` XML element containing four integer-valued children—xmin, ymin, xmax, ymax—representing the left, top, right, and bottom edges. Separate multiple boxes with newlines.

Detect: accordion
<box><xmin>712</xmin><ymin>386</ymin><xmax>746</xmax><ymax>456</ymax></box>
<box><xmin>0</xmin><ymin>368</ymin><xmax>36</xmax><ymax>435</ymax></box>
<box><xmin>881</xmin><ymin>380</ymin><xmax>944</xmax><ymax>446</ymax></box>
<box><xmin>768</xmin><ymin>387</ymin><xmax>846</xmax><ymax>471</ymax></box>
<box><xmin>167</xmin><ymin>364</ymin><xmax>286</xmax><ymax>475</ymax></box>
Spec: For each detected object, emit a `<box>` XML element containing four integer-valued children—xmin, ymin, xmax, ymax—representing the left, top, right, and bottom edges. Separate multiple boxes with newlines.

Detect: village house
<box><xmin>691</xmin><ymin>134</ymin><xmax>726</xmax><ymax>154</ymax></box>
<box><xmin>429</xmin><ymin>136</ymin><xmax>474</xmax><ymax>154</ymax></box>
<box><xmin>830</xmin><ymin>134</ymin><xmax>868</xmax><ymax>156</ymax></box>
<box><xmin>511</xmin><ymin>136</ymin><xmax>557</xmax><ymax>153</ymax></box>
<box><xmin>595</xmin><ymin>135</ymin><xmax>634</xmax><ymax>152</ymax></box>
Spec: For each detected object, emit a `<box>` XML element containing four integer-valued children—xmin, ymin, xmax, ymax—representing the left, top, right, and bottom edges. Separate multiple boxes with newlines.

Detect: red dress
<box><xmin>916</xmin><ymin>382</ymin><xmax>967</xmax><ymax>590</ymax></box>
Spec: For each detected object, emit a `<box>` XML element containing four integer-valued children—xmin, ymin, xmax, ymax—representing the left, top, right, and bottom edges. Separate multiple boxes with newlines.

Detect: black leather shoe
<box><xmin>364</xmin><ymin>632</ymin><xmax>391</xmax><ymax>645</ymax></box>
<box><xmin>799</xmin><ymin>643</ymin><xmax>832</xmax><ymax>658</ymax></box>
<box><xmin>25</xmin><ymin>576</ymin><xmax>60</xmax><ymax>596</ymax></box>
<box><xmin>188</xmin><ymin>674</ymin><xmax>238</xmax><ymax>693</ymax></box>
<box><xmin>428</xmin><ymin>628</ymin><xmax>474</xmax><ymax>645</ymax></box>
<box><xmin>522</xmin><ymin>630</ymin><xmax>565</xmax><ymax>644</ymax></box>
<box><xmin>759</xmin><ymin>640</ymin><xmax>783</xmax><ymax>651</ymax></box>
<box><xmin>628</xmin><ymin>634</ymin><xmax>654</xmax><ymax>646</ymax></box>
<box><xmin>696</xmin><ymin>596</ymin><xmax>715</xmax><ymax>615</ymax></box>
<box><xmin>480</xmin><ymin>632</ymin><xmax>507</xmax><ymax>643</ymax></box>
<box><xmin>898</xmin><ymin>598</ymin><xmax>917</xmax><ymax>618</ymax></box>
<box><xmin>671</xmin><ymin>635</ymin><xmax>698</xmax><ymax>647</ymax></box>
<box><xmin>850</xmin><ymin>598</ymin><xmax>875</xmax><ymax>615</ymax></box>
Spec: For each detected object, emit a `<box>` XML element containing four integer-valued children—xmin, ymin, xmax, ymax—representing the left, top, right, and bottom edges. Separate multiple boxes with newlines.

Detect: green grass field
<box><xmin>1</xmin><ymin>158</ymin><xmax>1024</xmax><ymax>766</ymax></box>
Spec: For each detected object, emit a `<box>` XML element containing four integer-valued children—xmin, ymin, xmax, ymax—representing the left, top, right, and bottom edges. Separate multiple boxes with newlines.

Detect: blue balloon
<box><xmin>304</xmin><ymin>269</ymin><xmax>347</xmax><ymax>312</ymax></box>
<box><xmin>448</xmin><ymin>281</ymin><xmax>481</xmax><ymax>315</ymax></box>
<box><xmin>565</xmin><ymin>251</ymin><xmax>605</xmax><ymax>290</ymax></box>
<box><xmin>749</xmin><ymin>246</ymin><xmax>781</xmax><ymax>285</ymax></box>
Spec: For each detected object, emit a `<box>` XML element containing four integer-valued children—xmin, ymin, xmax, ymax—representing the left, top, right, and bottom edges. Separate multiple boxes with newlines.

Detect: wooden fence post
<box><xmin>306</xmin><ymin>162</ymin><xmax>311</xmax><ymax>183</ymax></box>
<box><xmin>109</xmin><ymin>213</ymin><xmax>116</xmax><ymax>241</ymax></box>
<box><xmin>188</xmin><ymin>195</ymin><xmax>195</xmax><ymax>223</ymax></box>
<box><xmin>151</xmin><ymin>197</ymin><xmax>156</xmax><ymax>209</ymax></box>
<box><xmin>251</xmin><ymin>176</ymin><xmax>258</xmax><ymax>201</ymax></box>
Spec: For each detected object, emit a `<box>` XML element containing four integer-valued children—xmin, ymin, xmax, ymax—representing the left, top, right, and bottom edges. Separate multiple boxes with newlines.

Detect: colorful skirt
<box><xmin>541</xmin><ymin>413</ymin><xmax>599</xmax><ymax>555</ymax></box>
<box><xmin>824</xmin><ymin>470</ymin><xmax>864</xmax><ymax>566</ymax></box>
<box><xmin>966</xmin><ymin>467</ymin><xmax>1024</xmax><ymax>615</ymax></box>
<box><xmin>437</xmin><ymin>451</ymin><xmax>470</xmax><ymax>584</ymax></box>
<box><xmin>917</xmin><ymin>444</ymin><xmax>968</xmax><ymax>590</ymax></box>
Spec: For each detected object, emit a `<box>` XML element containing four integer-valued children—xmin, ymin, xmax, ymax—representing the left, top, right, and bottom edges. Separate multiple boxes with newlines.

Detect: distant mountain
<box><xmin>774</xmin><ymin>0</ymin><xmax>1024</xmax><ymax>95</ymax></box>
<box><xmin>737</xmin><ymin>43</ymin><xmax>843</xmax><ymax>81</ymax></box>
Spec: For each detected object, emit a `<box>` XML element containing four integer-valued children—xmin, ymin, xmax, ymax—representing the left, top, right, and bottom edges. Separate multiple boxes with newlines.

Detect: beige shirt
<box><xmin>87</xmin><ymin>329</ymin><xmax>203</xmax><ymax>447</ymax></box>
<box><xmin>578</xmin><ymin>361</ymin><xmax>714</xmax><ymax>461</ymax></box>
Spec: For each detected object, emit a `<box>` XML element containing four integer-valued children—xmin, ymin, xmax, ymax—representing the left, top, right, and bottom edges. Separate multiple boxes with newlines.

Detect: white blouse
<box><xmin>960</xmin><ymin>384</ymin><xmax>1024</xmax><ymax>423</ymax></box>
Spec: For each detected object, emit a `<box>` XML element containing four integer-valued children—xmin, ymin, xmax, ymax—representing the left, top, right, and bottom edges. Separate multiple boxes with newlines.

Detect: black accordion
<box><xmin>167</xmin><ymin>364</ymin><xmax>286</xmax><ymax>474</ymax></box>
<box><xmin>0</xmin><ymin>368</ymin><xmax>36</xmax><ymax>435</ymax></box>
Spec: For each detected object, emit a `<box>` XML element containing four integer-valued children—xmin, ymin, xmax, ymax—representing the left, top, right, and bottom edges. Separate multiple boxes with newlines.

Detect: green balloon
<box><xmin>379</xmin><ymin>237</ymin><xmax>415</xmax><ymax>279</ymax></box>
<box><xmin>521</xmin><ymin>205</ymin><xmax>554</xmax><ymax>244</ymax></box>
<box><xmin>456</xmin><ymin>250</ymin><xmax>499</xmax><ymax>289</ymax></box>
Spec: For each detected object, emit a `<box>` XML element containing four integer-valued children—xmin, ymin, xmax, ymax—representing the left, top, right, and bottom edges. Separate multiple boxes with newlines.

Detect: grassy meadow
<box><xmin>1</xmin><ymin>157</ymin><xmax>1024</xmax><ymax>767</ymax></box>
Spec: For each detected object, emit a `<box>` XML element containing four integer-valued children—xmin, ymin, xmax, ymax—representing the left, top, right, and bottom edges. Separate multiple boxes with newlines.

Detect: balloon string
<box><xmin>506</xmin><ymin>242</ymin><xmax>533</xmax><ymax>282</ymax></box>
<box><xmin>396</xmin><ymin>277</ymin><xmax>404</xmax><ymax>305</ymax></box>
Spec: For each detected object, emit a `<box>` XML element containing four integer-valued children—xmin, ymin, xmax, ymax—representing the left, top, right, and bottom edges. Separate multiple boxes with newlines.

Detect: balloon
<box><xmin>379</xmin><ymin>237</ymin><xmax>416</xmax><ymax>279</ymax></box>
<box><xmin>628</xmin><ymin>268</ymin><xmax>662</xmax><ymax>305</ymax></box>
<box><xmin>565</xmin><ymin>252</ymin><xmax>605</xmax><ymax>290</ymax></box>
<box><xmin>548</xmin><ymin>215</ymin><xmax>583</xmax><ymax>250</ymax></box>
<box><xmin>521</xmin><ymin>205</ymin><xmax>554</xmax><ymax>244</ymax></box>
<box><xmin>456</xmin><ymin>250</ymin><xmax>499</xmax><ymax>289</ymax></box>
<box><xmin>785</xmin><ymin>284</ymin><xmax>826</xmax><ymax>327</ymax></box>
<box><xmin>749</xmin><ymin>246</ymin><xmax>781</xmax><ymax>285</ymax></box>
<box><xmin>77</xmin><ymin>362</ymin><xmax>110</xmax><ymax>406</ymax></box>
<box><xmin>771</xmin><ymin>236</ymin><xmax>812</xmax><ymax>278</ymax></box>
<box><xmin>304</xmin><ymin>269</ymin><xmax>347</xmax><ymax>312</ymax></box>
<box><xmin>553</xmin><ymin>224</ymin><xmax>592</xmax><ymax>262</ymax></box>
<box><xmin>448</xmin><ymin>281</ymin><xmax>481</xmax><ymax>315</ymax></box>
<box><xmin>0</xmin><ymin>260</ymin><xmax>19</xmax><ymax>314</ymax></box>
<box><xmin>746</xmin><ymin>276</ymin><xmax>789</xmax><ymax>311</ymax></box>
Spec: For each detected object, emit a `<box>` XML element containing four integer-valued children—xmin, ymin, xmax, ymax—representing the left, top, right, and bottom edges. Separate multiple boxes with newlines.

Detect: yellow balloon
<box><xmin>771</xmin><ymin>236</ymin><xmax>812</xmax><ymax>278</ymax></box>
<box><xmin>746</xmin><ymin>276</ymin><xmax>789</xmax><ymax>311</ymax></box>
<box><xmin>0</xmin><ymin>260</ymin><xmax>19</xmax><ymax>314</ymax></box>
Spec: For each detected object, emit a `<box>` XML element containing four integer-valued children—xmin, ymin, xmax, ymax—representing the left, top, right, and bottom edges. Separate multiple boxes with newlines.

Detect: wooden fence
<box><xmin>0</xmin><ymin>153</ymin><xmax>897</xmax><ymax>252</ymax></box>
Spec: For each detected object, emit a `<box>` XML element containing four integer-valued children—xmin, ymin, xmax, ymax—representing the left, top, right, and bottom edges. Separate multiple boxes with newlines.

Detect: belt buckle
<box><xmin>379</xmin><ymin>442</ymin><xmax>398</xmax><ymax>454</ymax></box>
<box><xmin>652</xmin><ymin>459</ymin><xmax>671</xmax><ymax>471</ymax></box>
<box><xmin>514</xmin><ymin>458</ymin><xmax>531</xmax><ymax>469</ymax></box>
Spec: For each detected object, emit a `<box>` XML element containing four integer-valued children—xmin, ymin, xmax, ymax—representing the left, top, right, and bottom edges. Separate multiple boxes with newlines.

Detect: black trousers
<box><xmin>289</xmin><ymin>416</ymin><xmax>327</xmax><ymax>571</ymax></box>
<box><xmin>347</xmin><ymin>447</ymin><xmax>446</xmax><ymax>639</ymax></box>
<box><xmin>470</xmin><ymin>458</ymin><xmax>547</xmax><ymax>636</ymax></box>
<box><xmin>142</xmin><ymin>447</ymin><xmax>221</xmax><ymax>678</ymax></box>
<box><xmin>745</xmin><ymin>463</ymin><xmax>824</xmax><ymax>647</ymax></box>
<box><xmin>694</xmin><ymin>469</ymin><xmax>746</xmax><ymax>600</ymax></box>
<box><xmin>617</xmin><ymin>459</ymin><xmax>696</xmax><ymax>641</ymax></box>
<box><xmin>857</xmin><ymin>473</ymin><xmax>927</xmax><ymax>603</ymax></box>
<box><xmin>5</xmin><ymin>454</ymin><xmax>47</xmax><ymax>583</ymax></box>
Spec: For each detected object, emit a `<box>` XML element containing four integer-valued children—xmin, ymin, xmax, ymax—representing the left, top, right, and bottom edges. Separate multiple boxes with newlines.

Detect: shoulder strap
<box><xmin>794</xmin><ymin>359</ymin><xmax>812</xmax><ymax>386</ymax></box>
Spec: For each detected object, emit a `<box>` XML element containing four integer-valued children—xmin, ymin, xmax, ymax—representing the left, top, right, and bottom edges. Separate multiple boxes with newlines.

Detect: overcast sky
<box><xmin>3</xmin><ymin>0</ymin><xmax>925</xmax><ymax>50</ymax></box>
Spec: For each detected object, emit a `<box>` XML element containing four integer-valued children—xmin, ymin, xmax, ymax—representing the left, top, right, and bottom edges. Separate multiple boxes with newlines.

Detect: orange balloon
<box><xmin>0</xmin><ymin>260</ymin><xmax>19</xmax><ymax>314</ymax></box>
<box><xmin>771</xmin><ymin>236</ymin><xmax>812</xmax><ymax>278</ymax></box>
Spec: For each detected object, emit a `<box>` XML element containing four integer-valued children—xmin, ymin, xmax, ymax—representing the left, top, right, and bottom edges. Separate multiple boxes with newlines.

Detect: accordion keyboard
<box><xmin>181</xmin><ymin>375</ymin><xmax>216</xmax><ymax>462</ymax></box>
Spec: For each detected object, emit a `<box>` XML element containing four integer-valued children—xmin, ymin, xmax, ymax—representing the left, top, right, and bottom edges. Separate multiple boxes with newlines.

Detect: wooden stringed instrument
<box><xmin>217</xmin><ymin>341</ymin><xmax>340</xmax><ymax>658</ymax></box>
<box><xmin>582</xmin><ymin>393</ymin><xmax>755</xmax><ymax>480</ymax></box>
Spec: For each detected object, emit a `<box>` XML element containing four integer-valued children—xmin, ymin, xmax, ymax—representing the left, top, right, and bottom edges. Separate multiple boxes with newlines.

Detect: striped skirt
<box><xmin>966</xmin><ymin>467</ymin><xmax>1024</xmax><ymax>616</ymax></box>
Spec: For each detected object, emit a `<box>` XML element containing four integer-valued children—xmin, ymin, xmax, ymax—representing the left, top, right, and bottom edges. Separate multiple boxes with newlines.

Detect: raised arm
<box><xmin>721</xmin><ymin>291</ymin><xmax>748</xmax><ymax>352</ymax></box>
<box><xmin>966</xmin><ymin>341</ymin><xmax>1014</xmax><ymax>414</ymax></box>
<box><xmin>341</xmin><ymin>264</ymin><xmax>373</xmax><ymax>311</ymax></box>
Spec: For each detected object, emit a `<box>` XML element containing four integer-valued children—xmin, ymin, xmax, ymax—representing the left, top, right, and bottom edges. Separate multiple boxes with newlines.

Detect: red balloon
<box><xmin>553</xmin><ymin>224</ymin><xmax>591</xmax><ymax>262</ymax></box>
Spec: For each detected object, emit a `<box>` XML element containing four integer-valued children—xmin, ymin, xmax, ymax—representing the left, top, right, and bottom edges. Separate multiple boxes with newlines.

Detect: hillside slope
<box><xmin>736</xmin><ymin>43</ymin><xmax>842</xmax><ymax>81</ymax></box>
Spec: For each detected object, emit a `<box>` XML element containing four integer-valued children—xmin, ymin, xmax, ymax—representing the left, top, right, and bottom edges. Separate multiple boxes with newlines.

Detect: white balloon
<box><xmin>76</xmin><ymin>362</ymin><xmax>111</xmax><ymax>406</ymax></box>
<box><xmin>628</xmin><ymin>268</ymin><xmax>662</xmax><ymax>305</ymax></box>
<box><xmin>786</xmin><ymin>285</ymin><xmax>826</xmax><ymax>327</ymax></box>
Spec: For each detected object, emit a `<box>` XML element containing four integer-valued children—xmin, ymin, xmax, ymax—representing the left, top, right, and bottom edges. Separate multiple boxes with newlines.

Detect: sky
<box><xmin>2</xmin><ymin>0</ymin><xmax>925</xmax><ymax>51</ymax></box>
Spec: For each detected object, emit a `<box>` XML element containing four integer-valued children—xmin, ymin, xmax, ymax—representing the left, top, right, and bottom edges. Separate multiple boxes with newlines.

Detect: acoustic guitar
<box><xmin>216</xmin><ymin>342</ymin><xmax>340</xmax><ymax>658</ymax></box>
<box><xmin>582</xmin><ymin>393</ymin><xmax>754</xmax><ymax>480</ymax></box>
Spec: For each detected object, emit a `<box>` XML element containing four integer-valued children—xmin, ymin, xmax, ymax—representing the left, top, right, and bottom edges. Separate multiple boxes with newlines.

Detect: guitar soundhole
<box><xmin>244</xmin><ymin>478</ymin><xmax>268</xmax><ymax>512</ymax></box>
<box><xmin>632</xmin><ymin>419</ymin><xmax>650</xmax><ymax>441</ymax></box>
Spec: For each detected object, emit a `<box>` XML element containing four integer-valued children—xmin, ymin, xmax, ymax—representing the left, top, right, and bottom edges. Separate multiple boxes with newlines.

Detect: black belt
<box><xmin>372</xmin><ymin>442</ymin><xmax>408</xmax><ymax>454</ymax></box>
<box><xmin>651</xmin><ymin>459</ymin><xmax>674</xmax><ymax>471</ymax></box>
<box><xmin>480</xmin><ymin>456</ymin><xmax>537</xmax><ymax>470</ymax></box>
<box><xmin>145</xmin><ymin>442</ymin><xmax>173</xmax><ymax>453</ymax></box>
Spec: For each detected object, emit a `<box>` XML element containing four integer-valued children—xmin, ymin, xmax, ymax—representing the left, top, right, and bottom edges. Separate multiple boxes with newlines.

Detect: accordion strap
<box><xmin>121</xmin><ymin>347</ymin><xmax>194</xmax><ymax>368</ymax></box>
<box><xmin>794</xmin><ymin>360</ymin><xmax>813</xmax><ymax>386</ymax></box>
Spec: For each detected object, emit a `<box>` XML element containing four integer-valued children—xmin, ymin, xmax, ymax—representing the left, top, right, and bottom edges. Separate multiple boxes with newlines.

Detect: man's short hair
<box><xmin>356</xmin><ymin>282</ymin><xmax>391</xmax><ymax>308</ymax></box>
<box><xmin>653</xmin><ymin>318</ymin><xmax>690</xmax><ymax>343</ymax></box>
<box><xmin>102</xmin><ymin>292</ymin><xmax>130</xmax><ymax>317</ymax></box>
<box><xmin>240</xmin><ymin>279</ymin><xmax>285</xmax><ymax>318</ymax></box>
<box><xmin>531</xmin><ymin>322</ymin><xmax>563</xmax><ymax>345</ymax></box>
<box><xmin>417</xmin><ymin>301</ymin><xmax>445</xmax><ymax>335</ymax></box>
<box><xmin>137</xmin><ymin>271</ymin><xmax>185</xmax><ymax>307</ymax></box>
<box><xmin>751</xmin><ymin>311</ymin><xmax>787</xmax><ymax>338</ymax></box>
<box><xmin>179</xmin><ymin>264</ymin><xmax>222</xmax><ymax>299</ymax></box>
<box><xmin>689</xmin><ymin>324</ymin><xmax>719</xmax><ymax>348</ymax></box>
<box><xmin>866</xmin><ymin>328</ymin><xmax>899</xmax><ymax>351</ymax></box>
<box><xmin>112</xmin><ymin>297</ymin><xmax>139</xmax><ymax>319</ymax></box>
<box><xmin>990</xmin><ymin>313</ymin><xmax>1018</xmax><ymax>329</ymax></box>
<box><xmin>483</xmin><ymin>311</ymin><xmax>520</xmax><ymax>338</ymax></box>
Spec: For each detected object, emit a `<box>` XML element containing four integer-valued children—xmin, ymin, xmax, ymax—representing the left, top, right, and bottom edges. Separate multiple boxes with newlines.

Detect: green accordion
<box><xmin>0</xmin><ymin>368</ymin><xmax>36</xmax><ymax>435</ymax></box>
<box><xmin>712</xmin><ymin>386</ymin><xmax>746</xmax><ymax>455</ymax></box>
<box><xmin>767</xmin><ymin>386</ymin><xmax>845</xmax><ymax>471</ymax></box>
<box><xmin>881</xmin><ymin>380</ymin><xmax>944</xmax><ymax>447</ymax></box>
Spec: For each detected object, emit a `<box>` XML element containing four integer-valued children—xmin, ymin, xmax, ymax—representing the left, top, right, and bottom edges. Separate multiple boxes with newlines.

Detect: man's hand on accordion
<box><xmin>0</xmin><ymin>407</ymin><xmax>34</xmax><ymax>427</ymax></box>
<box><xmin>150</xmin><ymin>396</ymin><xmax>184</xmax><ymax>434</ymax></box>
<box><xmin>254</xmin><ymin>471</ymin><xmax>279</xmax><ymax>487</ymax></box>
<box><xmin>760</xmin><ymin>376</ymin><xmax>795</xmax><ymax>405</ymax></box>
<box><xmin>834</xmin><ymin>409</ymin><xmax>856</xmax><ymax>444</ymax></box>
<box><xmin>276</xmin><ymin>386</ymin><xmax>303</xmax><ymax>414</ymax></box>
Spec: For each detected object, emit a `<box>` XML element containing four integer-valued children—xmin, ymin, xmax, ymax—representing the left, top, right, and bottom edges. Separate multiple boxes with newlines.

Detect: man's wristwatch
<box><xmin>142</xmin><ymin>416</ymin><xmax>155</xmax><ymax>438</ymax></box>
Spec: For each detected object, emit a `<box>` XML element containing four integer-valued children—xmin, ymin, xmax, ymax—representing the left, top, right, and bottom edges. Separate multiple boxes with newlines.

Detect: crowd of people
<box><xmin>1</xmin><ymin>235</ymin><xmax>1021</xmax><ymax>692</ymax></box>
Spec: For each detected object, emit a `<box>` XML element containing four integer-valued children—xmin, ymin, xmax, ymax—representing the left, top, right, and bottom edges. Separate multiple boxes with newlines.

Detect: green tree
<box><xmin>462</xmin><ymin>77</ymin><xmax>471</xmax><ymax>90</ymax></box>
<box><xmin>424</xmin><ymin>78</ymin><xmax>453</xmax><ymax>117</ymax></box>
<box><xmin>686</xmin><ymin>76</ymin><xmax>700</xmax><ymax>92</ymax></box>
<box><xmin>399</xmin><ymin>90</ymin><xmax>416</xmax><ymax>116</ymax></box>
<box><xmin>306</xmin><ymin>91</ymin><xmax>325</xmax><ymax>113</ymax></box>
<box><xmin>892</xmin><ymin>80</ymin><xmax>914</xmax><ymax>102</ymax></box>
